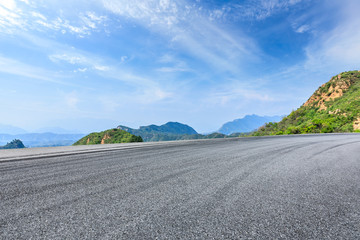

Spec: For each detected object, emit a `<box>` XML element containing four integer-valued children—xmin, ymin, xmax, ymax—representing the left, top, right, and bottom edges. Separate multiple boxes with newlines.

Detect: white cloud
<box><xmin>0</xmin><ymin>55</ymin><xmax>75</xmax><ymax>86</ymax></box>
<box><xmin>49</xmin><ymin>52</ymin><xmax>111</xmax><ymax>72</ymax></box>
<box><xmin>304</xmin><ymin>0</ymin><xmax>360</xmax><ymax>72</ymax></box>
<box><xmin>31</xmin><ymin>11</ymin><xmax>46</xmax><ymax>20</ymax></box>
<box><xmin>0</xmin><ymin>1</ymin><xmax>25</xmax><ymax>33</ymax></box>
<box><xmin>48</xmin><ymin>46</ymin><xmax>173</xmax><ymax>104</ymax></box>
<box><xmin>19</xmin><ymin>0</ymin><xmax>29</xmax><ymax>4</ymax></box>
<box><xmin>102</xmin><ymin>0</ymin><xmax>180</xmax><ymax>26</ymax></box>
<box><xmin>0</xmin><ymin>2</ymin><xmax>108</xmax><ymax>37</ymax></box>
<box><xmin>74</xmin><ymin>68</ymin><xmax>88</xmax><ymax>73</ymax></box>
<box><xmin>0</xmin><ymin>0</ymin><xmax>16</xmax><ymax>10</ymax></box>
<box><xmin>212</xmin><ymin>0</ymin><xmax>304</xmax><ymax>21</ymax></box>
<box><xmin>102</xmin><ymin>0</ymin><xmax>260</xmax><ymax>76</ymax></box>
<box><xmin>295</xmin><ymin>24</ymin><xmax>310</xmax><ymax>33</ymax></box>
<box><xmin>94</xmin><ymin>65</ymin><xmax>110</xmax><ymax>71</ymax></box>
<box><xmin>50</xmin><ymin>54</ymin><xmax>86</xmax><ymax>65</ymax></box>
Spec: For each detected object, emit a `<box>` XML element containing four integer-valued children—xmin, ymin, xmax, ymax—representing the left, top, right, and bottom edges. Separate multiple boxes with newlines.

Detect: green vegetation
<box><xmin>0</xmin><ymin>139</ymin><xmax>26</xmax><ymax>149</ymax></box>
<box><xmin>117</xmin><ymin>122</ymin><xmax>198</xmax><ymax>142</ymax></box>
<box><xmin>73</xmin><ymin>129</ymin><xmax>143</xmax><ymax>145</ymax></box>
<box><xmin>118</xmin><ymin>121</ymin><xmax>242</xmax><ymax>141</ymax></box>
<box><xmin>253</xmin><ymin>70</ymin><xmax>360</xmax><ymax>136</ymax></box>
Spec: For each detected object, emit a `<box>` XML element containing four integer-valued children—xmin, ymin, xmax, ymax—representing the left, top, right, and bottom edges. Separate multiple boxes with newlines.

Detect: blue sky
<box><xmin>1</xmin><ymin>0</ymin><xmax>360</xmax><ymax>133</ymax></box>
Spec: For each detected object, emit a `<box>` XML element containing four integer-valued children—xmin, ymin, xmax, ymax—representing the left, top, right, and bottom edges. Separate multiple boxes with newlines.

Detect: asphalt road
<box><xmin>1</xmin><ymin>134</ymin><xmax>360</xmax><ymax>239</ymax></box>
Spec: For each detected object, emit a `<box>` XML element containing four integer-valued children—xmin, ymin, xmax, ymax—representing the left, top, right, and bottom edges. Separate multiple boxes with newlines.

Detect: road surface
<box><xmin>1</xmin><ymin>134</ymin><xmax>360</xmax><ymax>239</ymax></box>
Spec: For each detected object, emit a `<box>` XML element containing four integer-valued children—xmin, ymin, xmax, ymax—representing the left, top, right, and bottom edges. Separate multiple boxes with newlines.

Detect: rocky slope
<box><xmin>73</xmin><ymin>129</ymin><xmax>143</xmax><ymax>145</ymax></box>
<box><xmin>253</xmin><ymin>70</ymin><xmax>360</xmax><ymax>136</ymax></box>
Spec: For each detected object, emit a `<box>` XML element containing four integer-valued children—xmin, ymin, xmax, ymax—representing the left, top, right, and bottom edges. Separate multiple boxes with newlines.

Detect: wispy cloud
<box><xmin>156</xmin><ymin>54</ymin><xmax>191</xmax><ymax>73</ymax></box>
<box><xmin>295</xmin><ymin>24</ymin><xmax>310</xmax><ymax>33</ymax></box>
<box><xmin>0</xmin><ymin>1</ymin><xmax>108</xmax><ymax>37</ymax></box>
<box><xmin>48</xmin><ymin>47</ymin><xmax>174</xmax><ymax>104</ymax></box>
<box><xmin>0</xmin><ymin>0</ymin><xmax>25</xmax><ymax>33</ymax></box>
<box><xmin>207</xmin><ymin>81</ymin><xmax>275</xmax><ymax>106</ymax></box>
<box><xmin>209</xmin><ymin>0</ymin><xmax>305</xmax><ymax>21</ymax></box>
<box><xmin>304</xmin><ymin>0</ymin><xmax>360</xmax><ymax>72</ymax></box>
<box><xmin>0</xmin><ymin>55</ymin><xmax>71</xmax><ymax>85</ymax></box>
<box><xmin>102</xmin><ymin>0</ymin><xmax>180</xmax><ymax>27</ymax></box>
<box><xmin>49</xmin><ymin>52</ymin><xmax>111</xmax><ymax>72</ymax></box>
<box><xmin>102</xmin><ymin>0</ymin><xmax>261</xmax><ymax>76</ymax></box>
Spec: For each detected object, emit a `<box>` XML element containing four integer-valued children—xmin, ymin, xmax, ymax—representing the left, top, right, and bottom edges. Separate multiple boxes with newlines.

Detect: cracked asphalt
<box><xmin>1</xmin><ymin>134</ymin><xmax>360</xmax><ymax>239</ymax></box>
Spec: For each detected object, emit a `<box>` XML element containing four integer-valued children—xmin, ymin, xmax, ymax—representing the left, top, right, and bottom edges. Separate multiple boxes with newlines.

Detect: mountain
<box><xmin>138</xmin><ymin>122</ymin><xmax>197</xmax><ymax>135</ymax></box>
<box><xmin>0</xmin><ymin>139</ymin><xmax>26</xmax><ymax>149</ymax></box>
<box><xmin>117</xmin><ymin>122</ymin><xmax>246</xmax><ymax>142</ymax></box>
<box><xmin>218</xmin><ymin>115</ymin><xmax>283</xmax><ymax>134</ymax></box>
<box><xmin>73</xmin><ymin>129</ymin><xmax>143</xmax><ymax>145</ymax></box>
<box><xmin>0</xmin><ymin>133</ymin><xmax>86</xmax><ymax>148</ymax></box>
<box><xmin>0</xmin><ymin>124</ymin><xmax>27</xmax><ymax>135</ymax></box>
<box><xmin>253</xmin><ymin>70</ymin><xmax>360</xmax><ymax>136</ymax></box>
<box><xmin>117</xmin><ymin>122</ymin><xmax>198</xmax><ymax>142</ymax></box>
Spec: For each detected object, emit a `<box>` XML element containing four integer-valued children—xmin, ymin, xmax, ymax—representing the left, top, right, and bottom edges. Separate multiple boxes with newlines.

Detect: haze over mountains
<box><xmin>115</xmin><ymin>119</ymin><xmax>276</xmax><ymax>143</ymax></box>
<box><xmin>218</xmin><ymin>115</ymin><xmax>283</xmax><ymax>135</ymax></box>
<box><xmin>0</xmin><ymin>124</ymin><xmax>28</xmax><ymax>135</ymax></box>
<box><xmin>0</xmin><ymin>115</ymin><xmax>283</xmax><ymax>147</ymax></box>
<box><xmin>0</xmin><ymin>133</ymin><xmax>86</xmax><ymax>148</ymax></box>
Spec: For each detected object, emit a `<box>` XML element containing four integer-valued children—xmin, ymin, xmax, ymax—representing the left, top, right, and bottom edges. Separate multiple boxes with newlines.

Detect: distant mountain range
<box><xmin>117</xmin><ymin>122</ymin><xmax>246</xmax><ymax>142</ymax></box>
<box><xmin>0</xmin><ymin>114</ymin><xmax>286</xmax><ymax>147</ymax></box>
<box><xmin>118</xmin><ymin>122</ymin><xmax>198</xmax><ymax>142</ymax></box>
<box><xmin>0</xmin><ymin>133</ymin><xmax>86</xmax><ymax>148</ymax></box>
<box><xmin>0</xmin><ymin>125</ymin><xmax>87</xmax><ymax>147</ymax></box>
<box><xmin>4</xmin><ymin>70</ymin><xmax>359</xmax><ymax>146</ymax></box>
<box><xmin>218</xmin><ymin>115</ymin><xmax>283</xmax><ymax>135</ymax></box>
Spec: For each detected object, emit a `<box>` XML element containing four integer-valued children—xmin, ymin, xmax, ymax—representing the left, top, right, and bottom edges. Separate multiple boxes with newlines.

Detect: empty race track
<box><xmin>1</xmin><ymin>134</ymin><xmax>360</xmax><ymax>239</ymax></box>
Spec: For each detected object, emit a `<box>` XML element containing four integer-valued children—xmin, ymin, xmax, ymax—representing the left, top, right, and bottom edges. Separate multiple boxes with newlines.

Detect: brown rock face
<box><xmin>303</xmin><ymin>76</ymin><xmax>351</xmax><ymax>111</ymax></box>
<box><xmin>354</xmin><ymin>118</ymin><xmax>360</xmax><ymax>130</ymax></box>
<box><xmin>101</xmin><ymin>134</ymin><xmax>111</xmax><ymax>144</ymax></box>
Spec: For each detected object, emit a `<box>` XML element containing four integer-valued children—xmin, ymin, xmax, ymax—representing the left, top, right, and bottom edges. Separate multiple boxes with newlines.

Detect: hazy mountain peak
<box><xmin>0</xmin><ymin>124</ymin><xmax>27</xmax><ymax>135</ymax></box>
<box><xmin>218</xmin><ymin>115</ymin><xmax>283</xmax><ymax>135</ymax></box>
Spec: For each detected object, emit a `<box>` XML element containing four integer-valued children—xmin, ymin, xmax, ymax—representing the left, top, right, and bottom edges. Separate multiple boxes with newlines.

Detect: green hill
<box><xmin>73</xmin><ymin>129</ymin><xmax>143</xmax><ymax>145</ymax></box>
<box><xmin>117</xmin><ymin>122</ymin><xmax>198</xmax><ymax>142</ymax></box>
<box><xmin>253</xmin><ymin>70</ymin><xmax>360</xmax><ymax>136</ymax></box>
<box><xmin>0</xmin><ymin>139</ymin><xmax>26</xmax><ymax>149</ymax></box>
